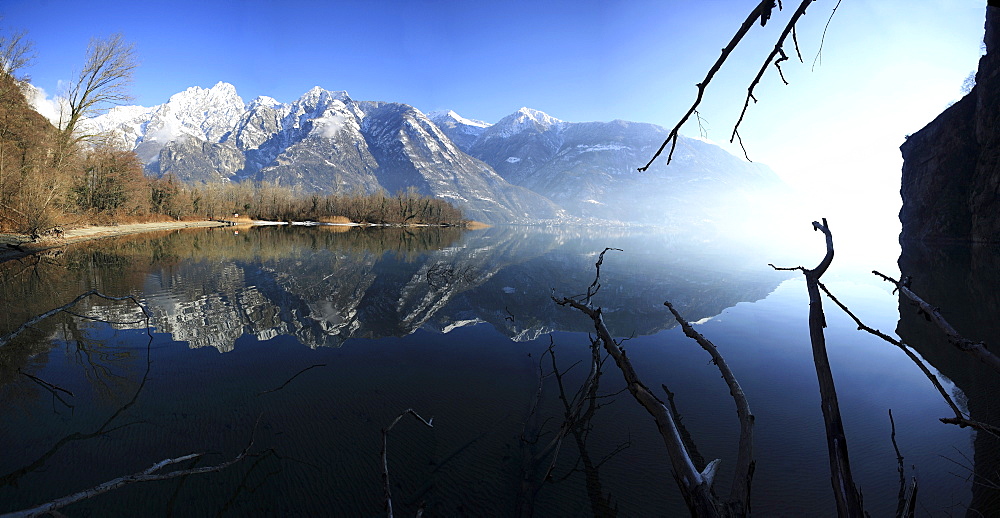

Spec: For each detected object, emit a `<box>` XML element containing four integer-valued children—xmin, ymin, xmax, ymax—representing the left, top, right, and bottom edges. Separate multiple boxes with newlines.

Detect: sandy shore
<box><xmin>0</xmin><ymin>220</ymin><xmax>228</xmax><ymax>262</ymax></box>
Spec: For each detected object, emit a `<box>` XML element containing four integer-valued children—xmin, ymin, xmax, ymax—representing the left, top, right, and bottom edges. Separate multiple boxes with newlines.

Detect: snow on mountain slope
<box><xmin>87</xmin><ymin>81</ymin><xmax>245</xmax><ymax>164</ymax></box>
<box><xmin>77</xmin><ymin>82</ymin><xmax>788</xmax><ymax>227</ymax></box>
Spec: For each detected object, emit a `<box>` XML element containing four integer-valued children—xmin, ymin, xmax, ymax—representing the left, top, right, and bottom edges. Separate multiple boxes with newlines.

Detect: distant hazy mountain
<box><xmin>87</xmin><ymin>81</ymin><xmax>786</xmax><ymax>226</ymax></box>
<box><xmin>434</xmin><ymin>107</ymin><xmax>787</xmax><ymax>226</ymax></box>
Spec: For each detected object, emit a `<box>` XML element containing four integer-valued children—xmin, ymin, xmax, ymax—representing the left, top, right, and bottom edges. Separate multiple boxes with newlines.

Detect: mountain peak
<box><xmin>514</xmin><ymin>107</ymin><xmax>561</xmax><ymax>126</ymax></box>
<box><xmin>299</xmin><ymin>86</ymin><xmax>350</xmax><ymax>103</ymax></box>
<box><xmin>248</xmin><ymin>95</ymin><xmax>281</xmax><ymax>109</ymax></box>
<box><xmin>483</xmin><ymin>107</ymin><xmax>563</xmax><ymax>140</ymax></box>
<box><xmin>428</xmin><ymin>109</ymin><xmax>490</xmax><ymax>129</ymax></box>
<box><xmin>168</xmin><ymin>81</ymin><xmax>241</xmax><ymax>104</ymax></box>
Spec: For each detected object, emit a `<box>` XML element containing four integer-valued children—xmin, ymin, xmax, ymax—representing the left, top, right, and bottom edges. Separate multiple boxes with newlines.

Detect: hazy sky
<box><xmin>1</xmin><ymin>0</ymin><xmax>987</xmax><ymax>247</ymax></box>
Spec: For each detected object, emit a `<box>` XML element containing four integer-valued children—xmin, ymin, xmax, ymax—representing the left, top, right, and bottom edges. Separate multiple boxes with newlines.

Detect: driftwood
<box><xmin>664</xmin><ymin>301</ymin><xmax>755</xmax><ymax>514</ymax></box>
<box><xmin>554</xmin><ymin>295</ymin><xmax>723</xmax><ymax>515</ymax></box>
<box><xmin>381</xmin><ymin>409</ymin><xmax>434</xmax><ymax>518</ymax></box>
<box><xmin>873</xmin><ymin>270</ymin><xmax>1000</xmax><ymax>375</ymax></box>
<box><xmin>769</xmin><ymin>219</ymin><xmax>865</xmax><ymax>517</ymax></box>
<box><xmin>553</xmin><ymin>248</ymin><xmax>754</xmax><ymax>516</ymax></box>
<box><xmin>1</xmin><ymin>417</ymin><xmax>258</xmax><ymax>518</ymax></box>
<box><xmin>818</xmin><ymin>281</ymin><xmax>1000</xmax><ymax>438</ymax></box>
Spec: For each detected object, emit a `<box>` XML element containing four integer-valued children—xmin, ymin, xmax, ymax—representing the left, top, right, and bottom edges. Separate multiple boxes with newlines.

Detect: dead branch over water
<box><xmin>664</xmin><ymin>301</ymin><xmax>755</xmax><ymax>513</ymax></box>
<box><xmin>553</xmin><ymin>248</ymin><xmax>753</xmax><ymax>516</ymax></box>
<box><xmin>640</xmin><ymin>0</ymin><xmax>824</xmax><ymax>170</ymax></box>
<box><xmin>873</xmin><ymin>270</ymin><xmax>1000</xmax><ymax>376</ymax></box>
<box><xmin>769</xmin><ymin>219</ymin><xmax>864</xmax><ymax>517</ymax></box>
<box><xmin>818</xmin><ymin>281</ymin><xmax>1000</xmax><ymax>438</ymax></box>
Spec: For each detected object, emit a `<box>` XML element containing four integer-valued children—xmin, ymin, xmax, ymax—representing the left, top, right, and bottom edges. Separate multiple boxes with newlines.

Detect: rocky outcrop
<box><xmin>900</xmin><ymin>7</ymin><xmax>1000</xmax><ymax>243</ymax></box>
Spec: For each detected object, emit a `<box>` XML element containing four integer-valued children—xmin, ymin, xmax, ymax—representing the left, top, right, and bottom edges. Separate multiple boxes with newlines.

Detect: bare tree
<box><xmin>0</xmin><ymin>26</ymin><xmax>35</xmax><ymax>81</ymax></box>
<box><xmin>59</xmin><ymin>33</ymin><xmax>137</xmax><ymax>145</ymax></box>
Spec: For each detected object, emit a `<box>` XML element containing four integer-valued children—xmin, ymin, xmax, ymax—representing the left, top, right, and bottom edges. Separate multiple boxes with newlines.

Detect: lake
<box><xmin>0</xmin><ymin>224</ymin><xmax>995</xmax><ymax>516</ymax></box>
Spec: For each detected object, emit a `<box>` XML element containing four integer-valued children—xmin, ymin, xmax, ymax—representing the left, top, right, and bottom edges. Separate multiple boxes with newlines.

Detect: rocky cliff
<box><xmin>900</xmin><ymin>6</ymin><xmax>1000</xmax><ymax>243</ymax></box>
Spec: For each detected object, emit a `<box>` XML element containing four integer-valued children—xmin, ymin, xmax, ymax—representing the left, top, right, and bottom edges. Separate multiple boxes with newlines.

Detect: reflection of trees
<box><xmin>0</xmin><ymin>296</ymin><xmax>152</xmax><ymax>489</ymax></box>
<box><xmin>517</xmin><ymin>337</ymin><xmax>626</xmax><ymax>517</ymax></box>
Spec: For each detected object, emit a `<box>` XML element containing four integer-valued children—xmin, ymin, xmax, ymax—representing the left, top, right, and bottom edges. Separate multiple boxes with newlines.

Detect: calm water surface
<box><xmin>0</xmin><ymin>225</ymin><xmax>994</xmax><ymax>516</ymax></box>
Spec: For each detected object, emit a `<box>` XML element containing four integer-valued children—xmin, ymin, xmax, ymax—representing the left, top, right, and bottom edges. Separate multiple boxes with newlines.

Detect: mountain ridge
<box><xmin>84</xmin><ymin>81</ymin><xmax>786</xmax><ymax>226</ymax></box>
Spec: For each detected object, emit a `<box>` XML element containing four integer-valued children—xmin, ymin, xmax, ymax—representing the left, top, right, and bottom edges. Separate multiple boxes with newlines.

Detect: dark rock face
<box><xmin>900</xmin><ymin>7</ymin><xmax>1000</xmax><ymax>243</ymax></box>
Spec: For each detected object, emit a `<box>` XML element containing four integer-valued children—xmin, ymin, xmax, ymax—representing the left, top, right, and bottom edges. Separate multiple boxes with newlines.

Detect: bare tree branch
<box><xmin>872</xmin><ymin>270</ymin><xmax>1000</xmax><ymax>375</ymax></box>
<box><xmin>0</xmin><ymin>26</ymin><xmax>35</xmax><ymax>80</ymax></box>
<box><xmin>812</xmin><ymin>0</ymin><xmax>844</xmax><ymax>71</ymax></box>
<box><xmin>638</xmin><ymin>0</ymin><xmax>779</xmax><ymax>171</ymax></box>
<box><xmin>730</xmin><ymin>0</ymin><xmax>816</xmax><ymax>150</ymax></box>
<box><xmin>59</xmin><ymin>33</ymin><xmax>137</xmax><ymax>145</ymax></box>
<box><xmin>665</xmin><ymin>301</ymin><xmax>755</xmax><ymax>513</ymax></box>
<box><xmin>1</xmin><ymin>419</ymin><xmax>257</xmax><ymax>518</ymax></box>
<box><xmin>381</xmin><ymin>409</ymin><xmax>434</xmax><ymax>518</ymax></box>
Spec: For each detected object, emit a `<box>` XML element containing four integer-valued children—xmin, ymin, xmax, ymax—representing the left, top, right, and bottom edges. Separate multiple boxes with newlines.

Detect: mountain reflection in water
<box><xmin>0</xmin><ymin>225</ymin><xmax>987</xmax><ymax>516</ymax></box>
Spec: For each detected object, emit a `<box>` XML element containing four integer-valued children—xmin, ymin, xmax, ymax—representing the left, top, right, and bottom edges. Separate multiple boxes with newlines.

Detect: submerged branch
<box><xmin>873</xmin><ymin>270</ymin><xmax>1000</xmax><ymax>375</ymax></box>
<box><xmin>381</xmin><ymin>409</ymin><xmax>434</xmax><ymax>518</ymax></box>
<box><xmin>257</xmin><ymin>364</ymin><xmax>327</xmax><ymax>396</ymax></box>
<box><xmin>2</xmin><ymin>416</ymin><xmax>259</xmax><ymax>518</ymax></box>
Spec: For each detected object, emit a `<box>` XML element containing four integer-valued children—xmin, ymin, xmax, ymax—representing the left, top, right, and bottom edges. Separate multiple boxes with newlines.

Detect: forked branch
<box><xmin>640</xmin><ymin>0</ymin><xmax>824</xmax><ymax>170</ymax></box>
<box><xmin>381</xmin><ymin>409</ymin><xmax>434</xmax><ymax>518</ymax></box>
<box><xmin>639</xmin><ymin>0</ymin><xmax>779</xmax><ymax>170</ymax></box>
<box><xmin>665</xmin><ymin>301</ymin><xmax>755</xmax><ymax>514</ymax></box>
<box><xmin>770</xmin><ymin>219</ymin><xmax>864</xmax><ymax>517</ymax></box>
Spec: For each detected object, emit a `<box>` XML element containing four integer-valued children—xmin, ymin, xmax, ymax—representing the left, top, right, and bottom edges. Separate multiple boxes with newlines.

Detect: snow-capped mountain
<box><xmin>89</xmin><ymin>82</ymin><xmax>245</xmax><ymax>165</ymax></box>
<box><xmin>427</xmin><ymin>110</ymin><xmax>489</xmax><ymax>150</ymax></box>
<box><xmin>86</xmin><ymin>81</ymin><xmax>786</xmax><ymax>226</ymax></box>
<box><xmin>88</xmin><ymin>82</ymin><xmax>562</xmax><ymax>223</ymax></box>
<box><xmin>440</xmin><ymin>108</ymin><xmax>788</xmax><ymax>226</ymax></box>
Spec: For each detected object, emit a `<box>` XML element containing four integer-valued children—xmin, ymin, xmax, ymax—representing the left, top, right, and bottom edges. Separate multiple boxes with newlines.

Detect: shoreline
<box><xmin>0</xmin><ymin>220</ymin><xmax>228</xmax><ymax>263</ymax></box>
<box><xmin>0</xmin><ymin>219</ymin><xmax>482</xmax><ymax>263</ymax></box>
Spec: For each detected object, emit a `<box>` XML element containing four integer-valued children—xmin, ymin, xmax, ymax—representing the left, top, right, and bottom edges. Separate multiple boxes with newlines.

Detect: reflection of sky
<box><xmin>642</xmin><ymin>275</ymin><xmax>972</xmax><ymax>515</ymax></box>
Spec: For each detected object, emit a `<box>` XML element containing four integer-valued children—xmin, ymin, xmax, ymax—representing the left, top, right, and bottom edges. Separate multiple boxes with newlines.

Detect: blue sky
<box><xmin>1</xmin><ymin>0</ymin><xmax>988</xmax><ymax>248</ymax></box>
